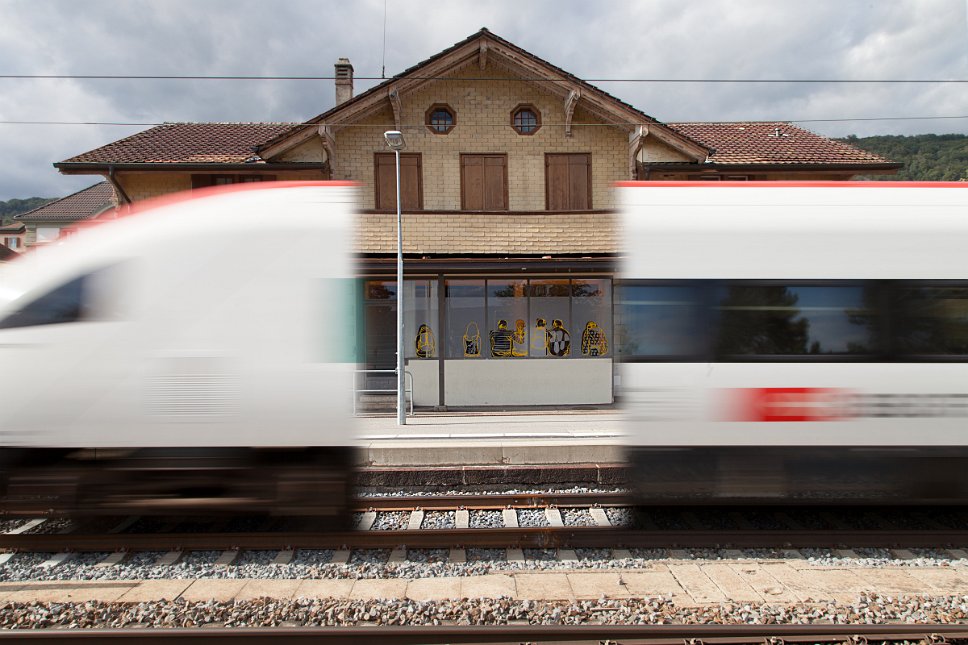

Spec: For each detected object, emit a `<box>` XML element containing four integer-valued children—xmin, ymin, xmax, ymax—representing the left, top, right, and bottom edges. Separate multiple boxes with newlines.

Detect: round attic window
<box><xmin>511</xmin><ymin>105</ymin><xmax>540</xmax><ymax>135</ymax></box>
<box><xmin>426</xmin><ymin>104</ymin><xmax>456</xmax><ymax>134</ymax></box>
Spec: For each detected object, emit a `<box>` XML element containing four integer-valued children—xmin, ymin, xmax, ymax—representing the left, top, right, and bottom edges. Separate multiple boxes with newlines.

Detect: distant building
<box><xmin>14</xmin><ymin>182</ymin><xmax>117</xmax><ymax>248</ymax></box>
<box><xmin>0</xmin><ymin>220</ymin><xmax>26</xmax><ymax>255</ymax></box>
<box><xmin>53</xmin><ymin>29</ymin><xmax>899</xmax><ymax>409</ymax></box>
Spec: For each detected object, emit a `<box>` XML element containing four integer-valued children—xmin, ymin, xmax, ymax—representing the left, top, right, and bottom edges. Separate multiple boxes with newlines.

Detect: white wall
<box><xmin>405</xmin><ymin>358</ymin><xmax>614</xmax><ymax>407</ymax></box>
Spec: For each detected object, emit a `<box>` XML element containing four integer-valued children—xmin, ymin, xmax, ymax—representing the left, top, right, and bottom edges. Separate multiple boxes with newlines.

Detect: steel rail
<box><xmin>3</xmin><ymin>526</ymin><xmax>968</xmax><ymax>552</ymax></box>
<box><xmin>351</xmin><ymin>491</ymin><xmax>635</xmax><ymax>511</ymax></box>
<box><xmin>1</xmin><ymin>624</ymin><xmax>967</xmax><ymax>643</ymax></box>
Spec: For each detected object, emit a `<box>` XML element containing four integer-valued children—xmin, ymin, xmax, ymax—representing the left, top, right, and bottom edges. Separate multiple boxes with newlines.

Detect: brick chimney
<box><xmin>335</xmin><ymin>58</ymin><xmax>354</xmax><ymax>105</ymax></box>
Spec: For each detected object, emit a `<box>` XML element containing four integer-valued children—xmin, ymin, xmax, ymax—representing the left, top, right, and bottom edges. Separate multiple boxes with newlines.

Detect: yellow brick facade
<box><xmin>332</xmin><ymin>64</ymin><xmax>632</xmax><ymax>211</ymax></box>
<box><xmin>358</xmin><ymin>212</ymin><xmax>618</xmax><ymax>255</ymax></box>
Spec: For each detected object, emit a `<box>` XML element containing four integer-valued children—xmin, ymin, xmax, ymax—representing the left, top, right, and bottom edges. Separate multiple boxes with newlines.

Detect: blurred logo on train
<box><xmin>725</xmin><ymin>387</ymin><xmax>852</xmax><ymax>422</ymax></box>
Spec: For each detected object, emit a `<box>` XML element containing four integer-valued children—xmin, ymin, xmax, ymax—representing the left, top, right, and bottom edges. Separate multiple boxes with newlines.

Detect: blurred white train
<box><xmin>0</xmin><ymin>182</ymin><xmax>359</xmax><ymax>517</ymax></box>
<box><xmin>618</xmin><ymin>181</ymin><xmax>968</xmax><ymax>504</ymax></box>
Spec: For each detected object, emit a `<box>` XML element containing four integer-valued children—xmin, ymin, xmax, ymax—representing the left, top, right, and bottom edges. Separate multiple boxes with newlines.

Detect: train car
<box><xmin>617</xmin><ymin>181</ymin><xmax>968</xmax><ymax>504</ymax></box>
<box><xmin>0</xmin><ymin>182</ymin><xmax>359</xmax><ymax>518</ymax></box>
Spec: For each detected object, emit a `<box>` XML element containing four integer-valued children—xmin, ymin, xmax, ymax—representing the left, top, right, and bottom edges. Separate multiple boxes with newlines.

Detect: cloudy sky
<box><xmin>1</xmin><ymin>0</ymin><xmax>966</xmax><ymax>200</ymax></box>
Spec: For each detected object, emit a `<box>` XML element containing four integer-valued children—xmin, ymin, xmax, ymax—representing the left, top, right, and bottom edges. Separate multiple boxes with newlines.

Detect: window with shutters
<box><xmin>460</xmin><ymin>154</ymin><xmax>508</xmax><ymax>211</ymax></box>
<box><xmin>374</xmin><ymin>153</ymin><xmax>423</xmax><ymax>210</ymax></box>
<box><xmin>545</xmin><ymin>153</ymin><xmax>591</xmax><ymax>210</ymax></box>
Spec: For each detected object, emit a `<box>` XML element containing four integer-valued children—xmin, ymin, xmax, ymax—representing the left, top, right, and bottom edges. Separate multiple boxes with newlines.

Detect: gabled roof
<box><xmin>16</xmin><ymin>182</ymin><xmax>117</xmax><ymax>222</ymax></box>
<box><xmin>666</xmin><ymin>122</ymin><xmax>896</xmax><ymax>166</ymax></box>
<box><xmin>59</xmin><ymin>123</ymin><xmax>294</xmax><ymax>165</ymax></box>
<box><xmin>256</xmin><ymin>28</ymin><xmax>709</xmax><ymax>161</ymax></box>
<box><xmin>0</xmin><ymin>221</ymin><xmax>25</xmax><ymax>234</ymax></box>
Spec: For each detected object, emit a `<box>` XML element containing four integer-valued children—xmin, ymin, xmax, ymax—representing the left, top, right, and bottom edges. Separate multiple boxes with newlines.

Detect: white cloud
<box><xmin>0</xmin><ymin>0</ymin><xmax>966</xmax><ymax>198</ymax></box>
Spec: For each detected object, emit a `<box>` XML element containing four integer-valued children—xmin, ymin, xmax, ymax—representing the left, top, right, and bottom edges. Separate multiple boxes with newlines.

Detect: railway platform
<box><xmin>353</xmin><ymin>410</ymin><xmax>626</xmax><ymax>486</ymax></box>
<box><xmin>0</xmin><ymin>557</ymin><xmax>963</xmax><ymax>605</ymax></box>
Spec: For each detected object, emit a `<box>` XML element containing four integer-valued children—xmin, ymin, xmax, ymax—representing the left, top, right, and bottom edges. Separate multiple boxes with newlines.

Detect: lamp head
<box><xmin>384</xmin><ymin>130</ymin><xmax>406</xmax><ymax>151</ymax></box>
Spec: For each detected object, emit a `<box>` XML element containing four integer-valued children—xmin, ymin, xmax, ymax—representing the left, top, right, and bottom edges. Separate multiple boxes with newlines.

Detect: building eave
<box><xmin>638</xmin><ymin>161</ymin><xmax>902</xmax><ymax>174</ymax></box>
<box><xmin>54</xmin><ymin>161</ymin><xmax>329</xmax><ymax>175</ymax></box>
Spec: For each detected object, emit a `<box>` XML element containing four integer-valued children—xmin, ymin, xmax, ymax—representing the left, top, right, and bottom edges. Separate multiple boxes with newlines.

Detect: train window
<box><xmin>715</xmin><ymin>284</ymin><xmax>876</xmax><ymax>357</ymax></box>
<box><xmin>614</xmin><ymin>283</ymin><xmax>705</xmax><ymax>359</ymax></box>
<box><xmin>0</xmin><ymin>274</ymin><xmax>87</xmax><ymax>329</ymax></box>
<box><xmin>894</xmin><ymin>285</ymin><xmax>968</xmax><ymax>356</ymax></box>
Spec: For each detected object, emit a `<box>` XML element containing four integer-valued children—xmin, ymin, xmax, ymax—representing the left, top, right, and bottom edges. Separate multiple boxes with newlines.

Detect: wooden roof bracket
<box><xmin>628</xmin><ymin>126</ymin><xmax>649</xmax><ymax>179</ymax></box>
<box><xmin>388</xmin><ymin>86</ymin><xmax>402</xmax><ymax>131</ymax></box>
<box><xmin>564</xmin><ymin>87</ymin><xmax>581</xmax><ymax>137</ymax></box>
<box><xmin>105</xmin><ymin>165</ymin><xmax>132</xmax><ymax>205</ymax></box>
<box><xmin>317</xmin><ymin>125</ymin><xmax>336</xmax><ymax>176</ymax></box>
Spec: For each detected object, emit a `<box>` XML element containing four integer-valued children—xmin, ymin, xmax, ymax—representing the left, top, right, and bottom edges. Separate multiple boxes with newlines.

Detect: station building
<box><xmin>53</xmin><ymin>29</ymin><xmax>899</xmax><ymax>410</ymax></box>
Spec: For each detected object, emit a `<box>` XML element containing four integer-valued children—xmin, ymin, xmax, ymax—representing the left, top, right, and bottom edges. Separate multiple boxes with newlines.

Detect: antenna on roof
<box><xmin>381</xmin><ymin>0</ymin><xmax>387</xmax><ymax>79</ymax></box>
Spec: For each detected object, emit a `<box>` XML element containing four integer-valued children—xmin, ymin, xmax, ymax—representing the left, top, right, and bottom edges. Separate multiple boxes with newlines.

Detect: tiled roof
<box><xmin>257</xmin><ymin>28</ymin><xmax>670</xmax><ymax>153</ymax></box>
<box><xmin>666</xmin><ymin>122</ymin><xmax>895</xmax><ymax>165</ymax></box>
<box><xmin>60</xmin><ymin>123</ymin><xmax>295</xmax><ymax>164</ymax></box>
<box><xmin>16</xmin><ymin>182</ymin><xmax>117</xmax><ymax>222</ymax></box>
<box><xmin>0</xmin><ymin>221</ymin><xmax>25</xmax><ymax>234</ymax></box>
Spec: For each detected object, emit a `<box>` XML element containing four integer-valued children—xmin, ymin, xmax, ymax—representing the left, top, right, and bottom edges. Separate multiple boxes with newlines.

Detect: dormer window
<box><xmin>511</xmin><ymin>104</ymin><xmax>541</xmax><ymax>135</ymax></box>
<box><xmin>426</xmin><ymin>104</ymin><xmax>456</xmax><ymax>134</ymax></box>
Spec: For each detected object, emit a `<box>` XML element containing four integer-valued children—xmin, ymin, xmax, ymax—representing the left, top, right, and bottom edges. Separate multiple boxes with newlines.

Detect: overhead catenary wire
<box><xmin>2</xmin><ymin>115</ymin><xmax>968</xmax><ymax>127</ymax></box>
<box><xmin>0</xmin><ymin>73</ymin><xmax>967</xmax><ymax>83</ymax></box>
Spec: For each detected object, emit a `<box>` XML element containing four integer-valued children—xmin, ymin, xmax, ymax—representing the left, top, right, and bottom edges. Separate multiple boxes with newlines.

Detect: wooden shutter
<box><xmin>375</xmin><ymin>153</ymin><xmax>422</xmax><ymax>210</ymax></box>
<box><xmin>545</xmin><ymin>153</ymin><xmax>591</xmax><ymax>210</ymax></box>
<box><xmin>461</xmin><ymin>154</ymin><xmax>507</xmax><ymax>211</ymax></box>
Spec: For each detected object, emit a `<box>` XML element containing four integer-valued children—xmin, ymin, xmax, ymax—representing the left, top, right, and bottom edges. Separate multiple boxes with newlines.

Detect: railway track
<box><xmin>3</xmin><ymin>493</ymin><xmax>968</xmax><ymax>554</ymax></box>
<box><xmin>0</xmin><ymin>624</ymin><xmax>967</xmax><ymax>643</ymax></box>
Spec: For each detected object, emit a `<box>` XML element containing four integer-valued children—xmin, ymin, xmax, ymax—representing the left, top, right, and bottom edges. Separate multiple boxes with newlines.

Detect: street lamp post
<box><xmin>384</xmin><ymin>130</ymin><xmax>407</xmax><ymax>426</ymax></box>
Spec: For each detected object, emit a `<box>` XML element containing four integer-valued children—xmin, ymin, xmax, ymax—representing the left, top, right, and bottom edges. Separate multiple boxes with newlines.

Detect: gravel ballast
<box><xmin>1</xmin><ymin>547</ymin><xmax>966</xmax><ymax>583</ymax></box>
<box><xmin>2</xmin><ymin>594</ymin><xmax>968</xmax><ymax>628</ymax></box>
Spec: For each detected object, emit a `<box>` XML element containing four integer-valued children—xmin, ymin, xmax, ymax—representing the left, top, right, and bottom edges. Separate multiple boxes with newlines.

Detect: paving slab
<box><xmin>350</xmin><ymin>578</ymin><xmax>409</xmax><ymax>600</ymax></box>
<box><xmin>566</xmin><ymin>572</ymin><xmax>631</xmax><ymax>599</ymax></box>
<box><xmin>854</xmin><ymin>568</ymin><xmax>935</xmax><ymax>594</ymax></box>
<box><xmin>234</xmin><ymin>579</ymin><xmax>301</xmax><ymax>601</ymax></box>
<box><xmin>761</xmin><ymin>563</ymin><xmax>867</xmax><ymax>602</ymax></box>
<box><xmin>668</xmin><ymin>564</ymin><xmax>729</xmax><ymax>604</ymax></box>
<box><xmin>904</xmin><ymin>568</ymin><xmax>968</xmax><ymax>593</ymax></box>
<box><xmin>179</xmin><ymin>579</ymin><xmax>248</xmax><ymax>602</ymax></box>
<box><xmin>406</xmin><ymin>577</ymin><xmax>462</xmax><ymax>601</ymax></box>
<box><xmin>293</xmin><ymin>579</ymin><xmax>355</xmax><ymax>600</ymax></box>
<box><xmin>2</xmin><ymin>581</ymin><xmax>133</xmax><ymax>603</ymax></box>
<box><xmin>514</xmin><ymin>573</ymin><xmax>575</xmax><ymax>600</ymax></box>
<box><xmin>459</xmin><ymin>574</ymin><xmax>516</xmax><ymax>600</ymax></box>
<box><xmin>700</xmin><ymin>563</ymin><xmax>764</xmax><ymax>602</ymax></box>
<box><xmin>619</xmin><ymin>569</ymin><xmax>686</xmax><ymax>600</ymax></box>
<box><xmin>117</xmin><ymin>580</ymin><xmax>194</xmax><ymax>602</ymax></box>
<box><xmin>727</xmin><ymin>563</ymin><xmax>800</xmax><ymax>603</ymax></box>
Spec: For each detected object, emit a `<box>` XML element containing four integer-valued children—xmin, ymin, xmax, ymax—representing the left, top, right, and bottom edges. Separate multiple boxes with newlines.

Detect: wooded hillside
<box><xmin>0</xmin><ymin>197</ymin><xmax>54</xmax><ymax>221</ymax></box>
<box><xmin>839</xmin><ymin>134</ymin><xmax>968</xmax><ymax>181</ymax></box>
